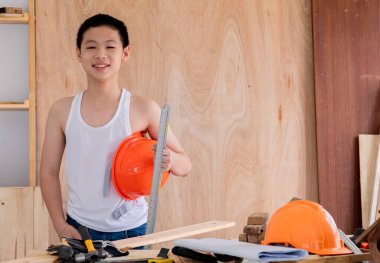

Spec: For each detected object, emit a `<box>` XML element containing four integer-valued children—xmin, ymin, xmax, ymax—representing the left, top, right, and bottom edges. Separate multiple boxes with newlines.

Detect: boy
<box><xmin>40</xmin><ymin>14</ymin><xmax>192</xmax><ymax>241</ymax></box>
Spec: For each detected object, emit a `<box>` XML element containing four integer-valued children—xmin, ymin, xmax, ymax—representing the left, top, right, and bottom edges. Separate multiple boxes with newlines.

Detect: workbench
<box><xmin>1</xmin><ymin>250</ymin><xmax>371</xmax><ymax>263</ymax></box>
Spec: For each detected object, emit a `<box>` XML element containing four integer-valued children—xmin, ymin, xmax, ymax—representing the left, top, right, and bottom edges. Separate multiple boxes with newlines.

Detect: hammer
<box><xmin>77</xmin><ymin>226</ymin><xmax>103</xmax><ymax>262</ymax></box>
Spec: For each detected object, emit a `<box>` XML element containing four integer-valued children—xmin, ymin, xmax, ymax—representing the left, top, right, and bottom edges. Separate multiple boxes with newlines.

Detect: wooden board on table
<box><xmin>359</xmin><ymin>134</ymin><xmax>380</xmax><ymax>228</ymax></box>
<box><xmin>113</xmin><ymin>221</ymin><xmax>235</xmax><ymax>250</ymax></box>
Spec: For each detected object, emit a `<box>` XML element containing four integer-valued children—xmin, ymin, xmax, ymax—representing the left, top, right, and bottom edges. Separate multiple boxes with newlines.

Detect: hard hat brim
<box><xmin>309</xmin><ymin>246</ymin><xmax>352</xmax><ymax>256</ymax></box>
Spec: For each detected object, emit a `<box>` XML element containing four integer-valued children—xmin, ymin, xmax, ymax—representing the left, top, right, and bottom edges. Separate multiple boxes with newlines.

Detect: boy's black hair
<box><xmin>76</xmin><ymin>14</ymin><xmax>129</xmax><ymax>48</ymax></box>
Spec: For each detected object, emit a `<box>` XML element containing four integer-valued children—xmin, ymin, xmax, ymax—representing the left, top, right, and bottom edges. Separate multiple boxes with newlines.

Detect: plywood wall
<box><xmin>36</xmin><ymin>0</ymin><xmax>317</xmax><ymax>242</ymax></box>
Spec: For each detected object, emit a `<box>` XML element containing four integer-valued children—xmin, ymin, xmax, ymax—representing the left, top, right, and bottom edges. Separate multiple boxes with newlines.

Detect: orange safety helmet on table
<box><xmin>261</xmin><ymin>200</ymin><xmax>352</xmax><ymax>255</ymax></box>
<box><xmin>111</xmin><ymin>132</ymin><xmax>170</xmax><ymax>200</ymax></box>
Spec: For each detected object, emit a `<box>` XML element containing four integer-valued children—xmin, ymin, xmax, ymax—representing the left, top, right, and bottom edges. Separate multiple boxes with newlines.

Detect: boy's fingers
<box><xmin>161</xmin><ymin>164</ymin><xmax>170</xmax><ymax>172</ymax></box>
<box><xmin>61</xmin><ymin>225</ymin><xmax>82</xmax><ymax>240</ymax></box>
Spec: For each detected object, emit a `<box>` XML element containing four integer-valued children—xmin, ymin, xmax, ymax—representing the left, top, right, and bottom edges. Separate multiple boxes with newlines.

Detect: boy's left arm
<box><xmin>146</xmin><ymin>101</ymin><xmax>192</xmax><ymax>177</ymax></box>
<box><xmin>161</xmin><ymin>127</ymin><xmax>192</xmax><ymax>176</ymax></box>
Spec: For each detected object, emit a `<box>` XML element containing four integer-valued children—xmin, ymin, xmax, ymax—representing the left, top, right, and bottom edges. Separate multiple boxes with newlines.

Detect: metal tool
<box><xmin>146</xmin><ymin>104</ymin><xmax>170</xmax><ymax>238</ymax></box>
<box><xmin>78</xmin><ymin>226</ymin><xmax>101</xmax><ymax>262</ymax></box>
<box><xmin>338</xmin><ymin>229</ymin><xmax>362</xmax><ymax>254</ymax></box>
<box><xmin>338</xmin><ymin>229</ymin><xmax>370</xmax><ymax>263</ymax></box>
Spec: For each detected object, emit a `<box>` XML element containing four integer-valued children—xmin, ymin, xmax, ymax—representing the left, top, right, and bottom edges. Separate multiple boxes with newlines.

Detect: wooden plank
<box><xmin>355</xmin><ymin>216</ymin><xmax>380</xmax><ymax>244</ymax></box>
<box><xmin>0</xmin><ymin>12</ymin><xmax>28</xmax><ymax>24</ymax></box>
<box><xmin>0</xmin><ymin>187</ymin><xmax>49</xmax><ymax>262</ymax></box>
<box><xmin>0</xmin><ymin>101</ymin><xmax>29</xmax><ymax>110</ymax></box>
<box><xmin>359</xmin><ymin>135</ymin><xmax>380</xmax><ymax>228</ymax></box>
<box><xmin>113</xmin><ymin>221</ymin><xmax>235</xmax><ymax>250</ymax></box>
<box><xmin>313</xmin><ymin>0</ymin><xmax>380</xmax><ymax>233</ymax></box>
<box><xmin>28</xmin><ymin>0</ymin><xmax>36</xmax><ymax>186</ymax></box>
<box><xmin>33</xmin><ymin>187</ymin><xmax>49</xmax><ymax>252</ymax></box>
<box><xmin>369</xmin><ymin>132</ymin><xmax>380</xmax><ymax>225</ymax></box>
<box><xmin>1</xmin><ymin>254</ymin><xmax>56</xmax><ymax>263</ymax></box>
<box><xmin>0</xmin><ymin>187</ymin><xmax>33</xmax><ymax>261</ymax></box>
<box><xmin>247</xmin><ymin>212</ymin><xmax>269</xmax><ymax>225</ymax></box>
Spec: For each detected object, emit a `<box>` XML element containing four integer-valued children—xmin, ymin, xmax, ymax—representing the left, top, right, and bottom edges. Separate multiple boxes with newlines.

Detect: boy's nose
<box><xmin>94</xmin><ymin>54</ymin><xmax>107</xmax><ymax>59</ymax></box>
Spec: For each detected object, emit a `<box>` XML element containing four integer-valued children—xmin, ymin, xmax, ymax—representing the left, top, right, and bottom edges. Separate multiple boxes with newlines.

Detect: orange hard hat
<box><xmin>261</xmin><ymin>200</ymin><xmax>352</xmax><ymax>255</ymax></box>
<box><xmin>111</xmin><ymin>132</ymin><xmax>170</xmax><ymax>200</ymax></box>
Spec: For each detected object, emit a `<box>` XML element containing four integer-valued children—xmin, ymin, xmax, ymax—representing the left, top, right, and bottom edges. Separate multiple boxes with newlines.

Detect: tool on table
<box><xmin>106</xmin><ymin>248</ymin><xmax>173</xmax><ymax>263</ymax></box>
<box><xmin>78</xmin><ymin>226</ymin><xmax>105</xmax><ymax>262</ymax></box>
<box><xmin>47</xmin><ymin>244</ymin><xmax>75</xmax><ymax>262</ymax></box>
<box><xmin>339</xmin><ymin>229</ymin><xmax>370</xmax><ymax>263</ymax></box>
<box><xmin>146</xmin><ymin>105</ymin><xmax>170</xmax><ymax>237</ymax></box>
<box><xmin>338</xmin><ymin>229</ymin><xmax>362</xmax><ymax>254</ymax></box>
<box><xmin>47</xmin><ymin>227</ymin><xmax>109</xmax><ymax>262</ymax></box>
<box><xmin>172</xmin><ymin>246</ymin><xmax>240</xmax><ymax>263</ymax></box>
<box><xmin>147</xmin><ymin>248</ymin><xmax>173</xmax><ymax>263</ymax></box>
<box><xmin>64</xmin><ymin>238</ymin><xmax>127</xmax><ymax>257</ymax></box>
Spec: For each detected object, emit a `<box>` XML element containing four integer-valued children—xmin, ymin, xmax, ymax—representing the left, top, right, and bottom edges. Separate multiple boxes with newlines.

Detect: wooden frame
<box><xmin>28</xmin><ymin>0</ymin><xmax>36</xmax><ymax>186</ymax></box>
<box><xmin>0</xmin><ymin>12</ymin><xmax>29</xmax><ymax>24</ymax></box>
<box><xmin>0</xmin><ymin>0</ymin><xmax>36</xmax><ymax>186</ymax></box>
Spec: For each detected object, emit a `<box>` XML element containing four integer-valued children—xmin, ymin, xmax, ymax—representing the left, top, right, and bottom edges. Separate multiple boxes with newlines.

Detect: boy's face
<box><xmin>77</xmin><ymin>25</ymin><xmax>130</xmax><ymax>82</ymax></box>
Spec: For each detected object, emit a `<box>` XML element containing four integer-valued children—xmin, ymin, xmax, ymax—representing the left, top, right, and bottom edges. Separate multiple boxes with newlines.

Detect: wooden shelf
<box><xmin>0</xmin><ymin>13</ymin><xmax>29</xmax><ymax>24</ymax></box>
<box><xmin>0</xmin><ymin>0</ymin><xmax>36</xmax><ymax>187</ymax></box>
<box><xmin>0</xmin><ymin>100</ymin><xmax>29</xmax><ymax>110</ymax></box>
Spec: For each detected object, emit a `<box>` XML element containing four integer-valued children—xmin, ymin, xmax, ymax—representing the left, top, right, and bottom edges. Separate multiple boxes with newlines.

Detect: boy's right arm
<box><xmin>40</xmin><ymin>99</ymin><xmax>81</xmax><ymax>239</ymax></box>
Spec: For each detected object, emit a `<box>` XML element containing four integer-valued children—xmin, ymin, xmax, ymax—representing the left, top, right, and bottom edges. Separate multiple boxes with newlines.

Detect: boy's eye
<box><xmin>107</xmin><ymin>46</ymin><xmax>116</xmax><ymax>49</ymax></box>
<box><xmin>86</xmin><ymin>46</ymin><xmax>96</xmax><ymax>49</ymax></box>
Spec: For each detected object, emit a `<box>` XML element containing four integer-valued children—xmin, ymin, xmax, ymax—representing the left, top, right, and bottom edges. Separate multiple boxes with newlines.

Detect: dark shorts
<box><xmin>66</xmin><ymin>214</ymin><xmax>146</xmax><ymax>242</ymax></box>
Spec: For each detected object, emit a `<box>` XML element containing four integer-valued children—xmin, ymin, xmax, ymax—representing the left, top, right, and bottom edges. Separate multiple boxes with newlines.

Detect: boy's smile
<box><xmin>93</xmin><ymin>63</ymin><xmax>111</xmax><ymax>72</ymax></box>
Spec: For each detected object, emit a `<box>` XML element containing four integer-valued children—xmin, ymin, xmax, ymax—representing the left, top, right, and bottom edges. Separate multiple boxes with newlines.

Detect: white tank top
<box><xmin>65</xmin><ymin>88</ymin><xmax>148</xmax><ymax>232</ymax></box>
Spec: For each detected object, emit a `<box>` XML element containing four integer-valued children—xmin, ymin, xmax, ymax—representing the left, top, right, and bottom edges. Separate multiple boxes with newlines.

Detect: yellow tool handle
<box><xmin>84</xmin><ymin>239</ymin><xmax>96</xmax><ymax>252</ymax></box>
<box><xmin>148</xmin><ymin>259</ymin><xmax>174</xmax><ymax>263</ymax></box>
<box><xmin>78</xmin><ymin>226</ymin><xmax>96</xmax><ymax>252</ymax></box>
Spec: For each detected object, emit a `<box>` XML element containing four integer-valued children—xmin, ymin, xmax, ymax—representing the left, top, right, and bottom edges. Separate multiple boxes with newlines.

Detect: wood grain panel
<box><xmin>0</xmin><ymin>187</ymin><xmax>49</xmax><ymax>261</ymax></box>
<box><xmin>36</xmin><ymin>0</ymin><xmax>316</xmax><ymax>242</ymax></box>
<box><xmin>313</xmin><ymin>0</ymin><xmax>380</xmax><ymax>232</ymax></box>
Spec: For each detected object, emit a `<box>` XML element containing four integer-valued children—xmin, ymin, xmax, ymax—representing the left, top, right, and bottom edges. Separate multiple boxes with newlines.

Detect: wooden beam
<box><xmin>113</xmin><ymin>221</ymin><xmax>235</xmax><ymax>250</ymax></box>
<box><xmin>28</xmin><ymin>0</ymin><xmax>36</xmax><ymax>186</ymax></box>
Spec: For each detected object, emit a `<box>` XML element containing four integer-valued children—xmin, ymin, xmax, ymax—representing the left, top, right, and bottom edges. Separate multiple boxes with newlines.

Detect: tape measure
<box><xmin>146</xmin><ymin>104</ymin><xmax>170</xmax><ymax>237</ymax></box>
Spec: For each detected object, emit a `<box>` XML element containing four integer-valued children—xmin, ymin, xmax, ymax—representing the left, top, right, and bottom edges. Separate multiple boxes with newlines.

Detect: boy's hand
<box><xmin>152</xmin><ymin>145</ymin><xmax>172</xmax><ymax>172</ymax></box>
<box><xmin>57</xmin><ymin>223</ymin><xmax>82</xmax><ymax>240</ymax></box>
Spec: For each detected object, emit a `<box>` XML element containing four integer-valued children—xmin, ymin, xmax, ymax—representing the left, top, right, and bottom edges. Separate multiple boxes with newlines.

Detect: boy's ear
<box><xmin>122</xmin><ymin>46</ymin><xmax>131</xmax><ymax>62</ymax></box>
<box><xmin>76</xmin><ymin>48</ymin><xmax>82</xmax><ymax>62</ymax></box>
